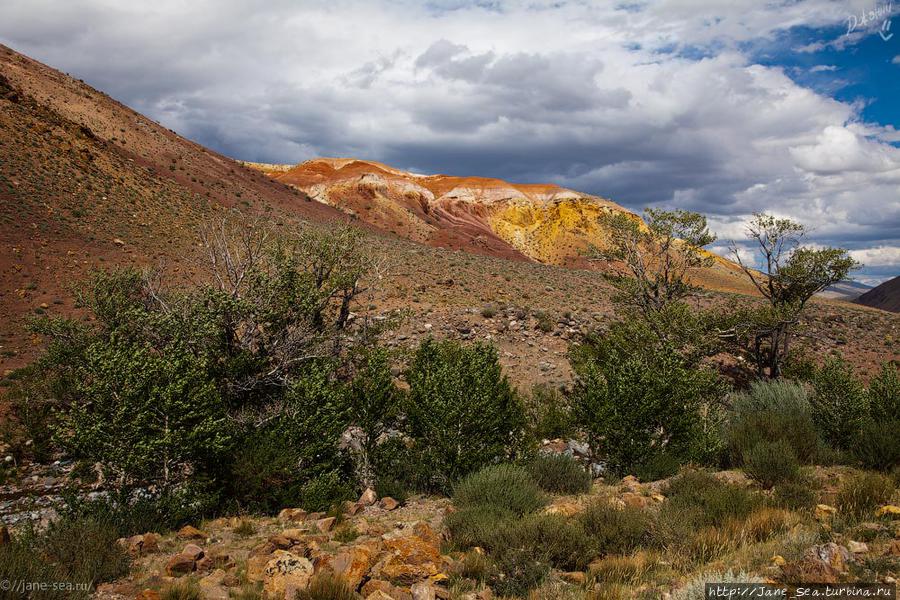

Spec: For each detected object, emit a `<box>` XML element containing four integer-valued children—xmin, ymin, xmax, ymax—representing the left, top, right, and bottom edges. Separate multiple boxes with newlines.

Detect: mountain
<box><xmin>818</xmin><ymin>280</ymin><xmax>873</xmax><ymax>302</ymax></box>
<box><xmin>855</xmin><ymin>276</ymin><xmax>900</xmax><ymax>313</ymax></box>
<box><xmin>244</xmin><ymin>158</ymin><xmax>749</xmax><ymax>288</ymax></box>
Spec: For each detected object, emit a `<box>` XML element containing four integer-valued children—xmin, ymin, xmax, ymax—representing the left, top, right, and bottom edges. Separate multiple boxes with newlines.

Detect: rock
<box><xmin>195</xmin><ymin>556</ymin><xmax>215</xmax><ymax>573</ymax></box>
<box><xmin>886</xmin><ymin>540</ymin><xmax>900</xmax><ymax>557</ymax></box>
<box><xmin>380</xmin><ymin>497</ymin><xmax>400</xmax><ymax>511</ymax></box>
<box><xmin>362</xmin><ymin>579</ymin><xmax>410</xmax><ymax>600</ymax></box>
<box><xmin>876</xmin><ymin>505</ymin><xmax>900</xmax><ymax>518</ymax></box>
<box><xmin>847</xmin><ymin>540</ymin><xmax>869</xmax><ymax>554</ymax></box>
<box><xmin>263</xmin><ymin>550</ymin><xmax>314</xmax><ymax>599</ymax></box>
<box><xmin>781</xmin><ymin>543</ymin><xmax>853</xmax><ymax>584</ymax></box>
<box><xmin>282</xmin><ymin>528</ymin><xmax>306</xmax><ymax>543</ymax></box>
<box><xmin>164</xmin><ymin>554</ymin><xmax>196</xmax><ymax>576</ymax></box>
<box><xmin>199</xmin><ymin>569</ymin><xmax>230</xmax><ymax>600</ymax></box>
<box><xmin>543</xmin><ymin>501</ymin><xmax>581</xmax><ymax>517</ymax></box>
<box><xmin>279</xmin><ymin>508</ymin><xmax>309</xmax><ymax>522</ymax></box>
<box><xmin>411</xmin><ymin>581</ymin><xmax>436</xmax><ymax>600</ymax></box>
<box><xmin>332</xmin><ymin>543</ymin><xmax>379</xmax><ymax>589</ymax></box>
<box><xmin>182</xmin><ymin>543</ymin><xmax>205</xmax><ymax>561</ymax></box>
<box><xmin>269</xmin><ymin>534</ymin><xmax>294</xmax><ymax>550</ymax></box>
<box><xmin>316</xmin><ymin>517</ymin><xmax>337</xmax><ymax>533</ymax></box>
<box><xmin>367</xmin><ymin>592</ymin><xmax>396</xmax><ymax>600</ymax></box>
<box><xmin>815</xmin><ymin>504</ymin><xmax>837</xmax><ymax>521</ymax></box>
<box><xmin>247</xmin><ymin>555</ymin><xmax>270</xmax><ymax>582</ymax></box>
<box><xmin>359</xmin><ymin>488</ymin><xmax>378</xmax><ymax>506</ymax></box>
<box><xmin>343</xmin><ymin>501</ymin><xmax>362</xmax><ymax>516</ymax></box>
<box><xmin>379</xmin><ymin>522</ymin><xmax>442</xmax><ymax>584</ymax></box>
<box><xmin>120</xmin><ymin>533</ymin><xmax>160</xmax><ymax>556</ymax></box>
<box><xmin>177</xmin><ymin>525</ymin><xmax>207</xmax><ymax>540</ymax></box>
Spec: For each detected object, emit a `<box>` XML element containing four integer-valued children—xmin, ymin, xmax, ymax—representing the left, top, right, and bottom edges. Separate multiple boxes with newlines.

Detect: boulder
<box><xmin>164</xmin><ymin>554</ymin><xmax>196</xmax><ymax>577</ymax></box>
<box><xmin>182</xmin><ymin>543</ymin><xmax>205</xmax><ymax>561</ymax></box>
<box><xmin>411</xmin><ymin>581</ymin><xmax>436</xmax><ymax>600</ymax></box>
<box><xmin>316</xmin><ymin>517</ymin><xmax>337</xmax><ymax>533</ymax></box>
<box><xmin>332</xmin><ymin>542</ymin><xmax>380</xmax><ymax>589</ymax></box>
<box><xmin>279</xmin><ymin>508</ymin><xmax>308</xmax><ymax>522</ymax></box>
<box><xmin>876</xmin><ymin>505</ymin><xmax>900</xmax><ymax>518</ymax></box>
<box><xmin>177</xmin><ymin>525</ymin><xmax>207</xmax><ymax>540</ymax></box>
<box><xmin>815</xmin><ymin>504</ymin><xmax>837</xmax><ymax>522</ymax></box>
<box><xmin>781</xmin><ymin>543</ymin><xmax>853</xmax><ymax>584</ymax></box>
<box><xmin>380</xmin><ymin>497</ymin><xmax>400</xmax><ymax>511</ymax></box>
<box><xmin>359</xmin><ymin>488</ymin><xmax>378</xmax><ymax>506</ymax></box>
<box><xmin>378</xmin><ymin>523</ymin><xmax>441</xmax><ymax>584</ymax></box>
<box><xmin>847</xmin><ymin>540</ymin><xmax>869</xmax><ymax>554</ymax></box>
<box><xmin>120</xmin><ymin>533</ymin><xmax>159</xmax><ymax>557</ymax></box>
<box><xmin>199</xmin><ymin>569</ymin><xmax>230</xmax><ymax>600</ymax></box>
<box><xmin>263</xmin><ymin>550</ymin><xmax>314</xmax><ymax>598</ymax></box>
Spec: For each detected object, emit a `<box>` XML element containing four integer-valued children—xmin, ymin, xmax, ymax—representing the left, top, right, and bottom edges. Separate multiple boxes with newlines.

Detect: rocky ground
<box><xmin>85</xmin><ymin>463</ymin><xmax>900</xmax><ymax>600</ymax></box>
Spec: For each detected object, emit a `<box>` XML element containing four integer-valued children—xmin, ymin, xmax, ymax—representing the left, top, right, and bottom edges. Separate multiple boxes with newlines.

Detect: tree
<box><xmin>591</xmin><ymin>208</ymin><xmax>716</xmax><ymax>316</ymax></box>
<box><xmin>404</xmin><ymin>339</ymin><xmax>526</xmax><ymax>491</ymax></box>
<box><xmin>727</xmin><ymin>213</ymin><xmax>859</xmax><ymax>378</ymax></box>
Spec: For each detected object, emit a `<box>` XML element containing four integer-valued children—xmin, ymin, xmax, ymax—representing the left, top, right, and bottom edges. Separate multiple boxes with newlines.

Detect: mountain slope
<box><xmin>855</xmin><ymin>276</ymin><xmax>900</xmax><ymax>313</ymax></box>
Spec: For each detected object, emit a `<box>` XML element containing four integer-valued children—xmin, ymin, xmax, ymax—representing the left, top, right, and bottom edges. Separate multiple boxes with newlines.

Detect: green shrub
<box><xmin>42</xmin><ymin>517</ymin><xmax>131</xmax><ymax>587</ymax></box>
<box><xmin>374</xmin><ymin>476</ymin><xmax>410</xmax><ymax>505</ymax></box>
<box><xmin>405</xmin><ymin>340</ymin><xmax>526</xmax><ymax>490</ymax></box>
<box><xmin>525</xmin><ymin>384</ymin><xmax>576</xmax><ymax>440</ymax></box>
<box><xmin>579</xmin><ymin>501</ymin><xmax>655</xmax><ymax>555</ymax></box>
<box><xmin>810</xmin><ymin>357</ymin><xmax>869</xmax><ymax>450</ymax></box>
<box><xmin>852</xmin><ymin>419</ymin><xmax>900</xmax><ymax>472</ymax></box>
<box><xmin>161</xmin><ymin>579</ymin><xmax>202</xmax><ymax>600</ymax></box>
<box><xmin>526</xmin><ymin>454</ymin><xmax>591</xmax><ymax>494</ymax></box>
<box><xmin>836</xmin><ymin>472</ymin><xmax>895</xmax><ymax>519</ymax></box>
<box><xmin>299</xmin><ymin>471</ymin><xmax>356</xmax><ymax>513</ymax></box>
<box><xmin>572</xmin><ymin>335</ymin><xmax>725</xmax><ymax>475</ymax></box>
<box><xmin>491</xmin><ymin>513</ymin><xmax>593</xmax><ymax>571</ymax></box>
<box><xmin>868</xmin><ymin>362</ymin><xmax>900</xmax><ymax>422</ymax></box>
<box><xmin>742</xmin><ymin>440</ymin><xmax>802</xmax><ymax>488</ymax></box>
<box><xmin>296</xmin><ymin>572</ymin><xmax>361</xmax><ymax>600</ymax></box>
<box><xmin>445</xmin><ymin>505</ymin><xmax>516</xmax><ymax>549</ymax></box>
<box><xmin>773</xmin><ymin>481</ymin><xmax>817</xmax><ymax>510</ymax></box>
<box><xmin>724</xmin><ymin>379</ymin><xmax>821</xmax><ymax>465</ymax></box>
<box><xmin>0</xmin><ymin>539</ymin><xmax>70</xmax><ymax>599</ymax></box>
<box><xmin>453</xmin><ymin>464</ymin><xmax>545</xmax><ymax>515</ymax></box>
<box><xmin>489</xmin><ymin>547</ymin><xmax>550</xmax><ymax>597</ymax></box>
<box><xmin>661</xmin><ymin>470</ymin><xmax>761</xmax><ymax>526</ymax></box>
<box><xmin>632</xmin><ymin>451</ymin><xmax>682</xmax><ymax>482</ymax></box>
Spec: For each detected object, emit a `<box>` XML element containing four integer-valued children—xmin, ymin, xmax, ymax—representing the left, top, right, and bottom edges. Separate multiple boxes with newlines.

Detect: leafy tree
<box><xmin>571</xmin><ymin>327</ymin><xmax>726</xmax><ymax>475</ymax></box>
<box><xmin>728</xmin><ymin>213</ymin><xmax>859</xmax><ymax>377</ymax></box>
<box><xmin>405</xmin><ymin>339</ymin><xmax>526</xmax><ymax>491</ymax></box>
<box><xmin>591</xmin><ymin>209</ymin><xmax>716</xmax><ymax>318</ymax></box>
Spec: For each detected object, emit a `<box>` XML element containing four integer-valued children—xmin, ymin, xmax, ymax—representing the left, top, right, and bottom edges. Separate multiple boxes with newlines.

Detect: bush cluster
<box><xmin>526</xmin><ymin>454</ymin><xmax>591</xmax><ymax>495</ymax></box>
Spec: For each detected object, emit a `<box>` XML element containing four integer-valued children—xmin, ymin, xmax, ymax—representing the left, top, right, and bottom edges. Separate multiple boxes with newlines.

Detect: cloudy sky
<box><xmin>1</xmin><ymin>0</ymin><xmax>898</xmax><ymax>284</ymax></box>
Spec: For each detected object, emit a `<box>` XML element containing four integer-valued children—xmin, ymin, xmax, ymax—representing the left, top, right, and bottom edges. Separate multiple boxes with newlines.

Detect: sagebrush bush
<box><xmin>810</xmin><ymin>357</ymin><xmax>869</xmax><ymax>450</ymax></box>
<box><xmin>406</xmin><ymin>340</ymin><xmax>526</xmax><ymax>491</ymax></box>
<box><xmin>445</xmin><ymin>505</ymin><xmax>516</xmax><ymax>549</ymax></box>
<box><xmin>725</xmin><ymin>379</ymin><xmax>821</xmax><ymax>465</ymax></box>
<box><xmin>773</xmin><ymin>481</ymin><xmax>817</xmax><ymax>510</ymax></box>
<box><xmin>489</xmin><ymin>547</ymin><xmax>550</xmax><ymax>597</ymax></box>
<box><xmin>852</xmin><ymin>419</ymin><xmax>900</xmax><ymax>472</ymax></box>
<box><xmin>296</xmin><ymin>573</ymin><xmax>361</xmax><ymax>600</ymax></box>
<box><xmin>579</xmin><ymin>501</ymin><xmax>655</xmax><ymax>555</ymax></box>
<box><xmin>836</xmin><ymin>472</ymin><xmax>895</xmax><ymax>519</ymax></box>
<box><xmin>489</xmin><ymin>513</ymin><xmax>594</xmax><ymax>571</ymax></box>
<box><xmin>453</xmin><ymin>464</ymin><xmax>545</xmax><ymax>515</ymax></box>
<box><xmin>526</xmin><ymin>454</ymin><xmax>591</xmax><ymax>494</ymax></box>
<box><xmin>742</xmin><ymin>439</ymin><xmax>802</xmax><ymax>488</ymax></box>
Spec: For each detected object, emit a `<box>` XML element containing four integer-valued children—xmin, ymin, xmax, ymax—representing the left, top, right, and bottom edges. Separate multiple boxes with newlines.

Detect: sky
<box><xmin>1</xmin><ymin>0</ymin><xmax>898</xmax><ymax>285</ymax></box>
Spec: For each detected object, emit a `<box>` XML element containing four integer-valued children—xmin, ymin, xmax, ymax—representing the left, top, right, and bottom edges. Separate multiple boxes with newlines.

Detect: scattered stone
<box><xmin>815</xmin><ymin>504</ymin><xmax>837</xmax><ymax>522</ymax></box>
<box><xmin>380</xmin><ymin>497</ymin><xmax>400</xmax><ymax>511</ymax></box>
<box><xmin>279</xmin><ymin>508</ymin><xmax>308</xmax><ymax>522</ymax></box>
<box><xmin>847</xmin><ymin>540</ymin><xmax>869</xmax><ymax>554</ymax></box>
<box><xmin>316</xmin><ymin>517</ymin><xmax>337</xmax><ymax>533</ymax></box>
<box><xmin>561</xmin><ymin>571</ymin><xmax>586</xmax><ymax>585</ymax></box>
<box><xmin>379</xmin><ymin>522</ymin><xmax>442</xmax><ymax>584</ymax></box>
<box><xmin>411</xmin><ymin>581</ymin><xmax>436</xmax><ymax>600</ymax></box>
<box><xmin>164</xmin><ymin>554</ymin><xmax>196</xmax><ymax>577</ymax></box>
<box><xmin>263</xmin><ymin>550</ymin><xmax>314</xmax><ymax>598</ymax></box>
<box><xmin>332</xmin><ymin>543</ymin><xmax>379</xmax><ymax>589</ymax></box>
<box><xmin>177</xmin><ymin>525</ymin><xmax>207</xmax><ymax>540</ymax></box>
<box><xmin>182</xmin><ymin>543</ymin><xmax>205</xmax><ymax>561</ymax></box>
<box><xmin>876</xmin><ymin>505</ymin><xmax>900</xmax><ymax>518</ymax></box>
<box><xmin>781</xmin><ymin>543</ymin><xmax>852</xmax><ymax>584</ymax></box>
<box><xmin>359</xmin><ymin>488</ymin><xmax>378</xmax><ymax>506</ymax></box>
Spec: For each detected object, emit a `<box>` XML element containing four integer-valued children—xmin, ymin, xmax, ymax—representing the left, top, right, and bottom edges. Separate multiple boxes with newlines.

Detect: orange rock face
<box><xmin>378</xmin><ymin>523</ymin><xmax>442</xmax><ymax>584</ymax></box>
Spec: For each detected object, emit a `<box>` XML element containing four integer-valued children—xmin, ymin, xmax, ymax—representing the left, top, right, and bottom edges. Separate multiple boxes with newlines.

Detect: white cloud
<box><xmin>810</xmin><ymin>64</ymin><xmax>838</xmax><ymax>72</ymax></box>
<box><xmin>893</xmin><ymin>55</ymin><xmax>900</xmax><ymax>64</ymax></box>
<box><xmin>0</xmin><ymin>0</ymin><xmax>897</xmax><ymax>281</ymax></box>
<box><xmin>850</xmin><ymin>246</ymin><xmax>900</xmax><ymax>267</ymax></box>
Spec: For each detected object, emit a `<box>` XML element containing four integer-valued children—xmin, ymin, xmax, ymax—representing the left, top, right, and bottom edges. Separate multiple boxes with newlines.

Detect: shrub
<box><xmin>481</xmin><ymin>305</ymin><xmax>498</xmax><ymax>318</ymax></box>
<box><xmin>453</xmin><ymin>551</ymin><xmax>494</xmax><ymax>583</ymax></box>
<box><xmin>489</xmin><ymin>513</ymin><xmax>594</xmax><ymax>570</ymax></box>
<box><xmin>42</xmin><ymin>517</ymin><xmax>131</xmax><ymax>588</ymax></box>
<box><xmin>724</xmin><ymin>379</ymin><xmax>821</xmax><ymax>465</ymax></box>
<box><xmin>406</xmin><ymin>340</ymin><xmax>526</xmax><ymax>490</ymax></box>
<box><xmin>445</xmin><ymin>505</ymin><xmax>516</xmax><ymax>549</ymax></box>
<box><xmin>161</xmin><ymin>579</ymin><xmax>202</xmax><ymax>600</ymax></box>
<box><xmin>526</xmin><ymin>454</ymin><xmax>591</xmax><ymax>494</ymax></box>
<box><xmin>489</xmin><ymin>547</ymin><xmax>550</xmax><ymax>597</ymax></box>
<box><xmin>671</xmin><ymin>570</ymin><xmax>764</xmax><ymax>600</ymax></box>
<box><xmin>868</xmin><ymin>362</ymin><xmax>900</xmax><ymax>422</ymax></box>
<box><xmin>587</xmin><ymin>552</ymin><xmax>655</xmax><ymax>586</ymax></box>
<box><xmin>572</xmin><ymin>336</ymin><xmax>725</xmax><ymax>475</ymax></box>
<box><xmin>632</xmin><ymin>451</ymin><xmax>682</xmax><ymax>482</ymax></box>
<box><xmin>742</xmin><ymin>440</ymin><xmax>802</xmax><ymax>488</ymax></box>
<box><xmin>525</xmin><ymin>384</ymin><xmax>576</xmax><ymax>441</ymax></box>
<box><xmin>773</xmin><ymin>481</ymin><xmax>817</xmax><ymax>510</ymax></box>
<box><xmin>453</xmin><ymin>464</ymin><xmax>545</xmax><ymax>515</ymax></box>
<box><xmin>852</xmin><ymin>419</ymin><xmax>900</xmax><ymax>472</ymax></box>
<box><xmin>810</xmin><ymin>357</ymin><xmax>869</xmax><ymax>450</ymax></box>
<box><xmin>0</xmin><ymin>539</ymin><xmax>70</xmax><ymax>599</ymax></box>
<box><xmin>579</xmin><ymin>501</ymin><xmax>655</xmax><ymax>555</ymax></box>
<box><xmin>296</xmin><ymin>572</ymin><xmax>361</xmax><ymax>600</ymax></box>
<box><xmin>836</xmin><ymin>472</ymin><xmax>895</xmax><ymax>519</ymax></box>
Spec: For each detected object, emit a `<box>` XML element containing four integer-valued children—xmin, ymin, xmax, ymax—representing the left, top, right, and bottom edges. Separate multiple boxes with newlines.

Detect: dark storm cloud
<box><xmin>0</xmin><ymin>0</ymin><xmax>897</xmax><ymax>281</ymax></box>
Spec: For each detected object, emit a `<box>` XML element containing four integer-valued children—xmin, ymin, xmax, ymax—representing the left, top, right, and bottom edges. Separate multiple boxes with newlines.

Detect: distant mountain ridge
<box><xmin>855</xmin><ymin>276</ymin><xmax>900</xmax><ymax>313</ymax></box>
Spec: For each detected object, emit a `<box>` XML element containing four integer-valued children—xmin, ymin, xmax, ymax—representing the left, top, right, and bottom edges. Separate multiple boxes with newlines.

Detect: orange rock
<box><xmin>316</xmin><ymin>517</ymin><xmax>337</xmax><ymax>533</ymax></box>
<box><xmin>182</xmin><ymin>544</ymin><xmax>205</xmax><ymax>561</ymax></box>
<box><xmin>380</xmin><ymin>497</ymin><xmax>400</xmax><ymax>511</ymax></box>
<box><xmin>332</xmin><ymin>542</ymin><xmax>380</xmax><ymax>589</ymax></box>
<box><xmin>359</xmin><ymin>488</ymin><xmax>378</xmax><ymax>506</ymax></box>
<box><xmin>263</xmin><ymin>550</ymin><xmax>314</xmax><ymax>599</ymax></box>
<box><xmin>164</xmin><ymin>554</ymin><xmax>195</xmax><ymax>577</ymax></box>
<box><xmin>177</xmin><ymin>525</ymin><xmax>207</xmax><ymax>540</ymax></box>
<box><xmin>379</xmin><ymin>523</ymin><xmax>441</xmax><ymax>584</ymax></box>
